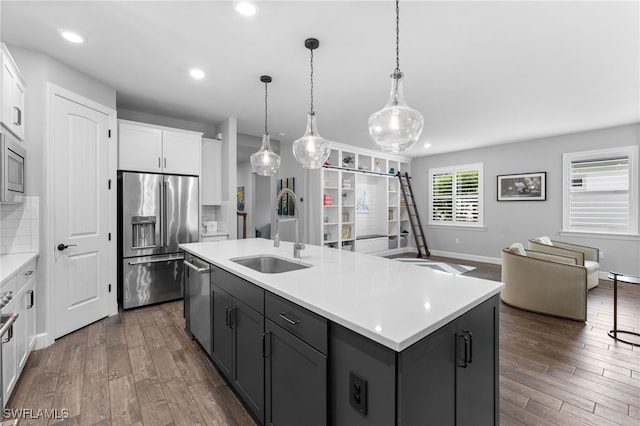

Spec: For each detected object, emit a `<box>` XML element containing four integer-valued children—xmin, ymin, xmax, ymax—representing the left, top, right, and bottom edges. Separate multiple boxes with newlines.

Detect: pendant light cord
<box><xmin>310</xmin><ymin>47</ymin><xmax>315</xmax><ymax>115</ymax></box>
<box><xmin>395</xmin><ymin>0</ymin><xmax>401</xmax><ymax>75</ymax></box>
<box><xmin>264</xmin><ymin>80</ymin><xmax>269</xmax><ymax>134</ymax></box>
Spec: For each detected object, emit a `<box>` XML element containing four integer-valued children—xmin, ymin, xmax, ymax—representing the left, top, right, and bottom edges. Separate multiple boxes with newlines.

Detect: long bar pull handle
<box><xmin>163</xmin><ymin>181</ymin><xmax>168</xmax><ymax>248</ymax></box>
<box><xmin>279</xmin><ymin>312</ymin><xmax>300</xmax><ymax>326</ymax></box>
<box><xmin>229</xmin><ymin>306</ymin><xmax>237</xmax><ymax>329</ymax></box>
<box><xmin>184</xmin><ymin>260</ymin><xmax>210</xmax><ymax>274</ymax></box>
<box><xmin>158</xmin><ymin>157</ymin><xmax>161</xmax><ymax>168</ymax></box>
<box><xmin>27</xmin><ymin>290</ymin><xmax>34</xmax><ymax>309</ymax></box>
<box><xmin>457</xmin><ymin>332</ymin><xmax>469</xmax><ymax>368</ymax></box>
<box><xmin>13</xmin><ymin>107</ymin><xmax>21</xmax><ymax>126</ymax></box>
<box><xmin>466</xmin><ymin>330</ymin><xmax>473</xmax><ymax>364</ymax></box>
<box><xmin>225</xmin><ymin>306</ymin><xmax>231</xmax><ymax>327</ymax></box>
<box><xmin>263</xmin><ymin>332</ymin><xmax>271</xmax><ymax>358</ymax></box>
<box><xmin>164</xmin><ymin>158</ymin><xmax>167</xmax><ymax>168</ymax></box>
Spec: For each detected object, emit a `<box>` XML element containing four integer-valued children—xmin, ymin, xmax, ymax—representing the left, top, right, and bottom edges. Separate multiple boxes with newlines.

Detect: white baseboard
<box><xmin>34</xmin><ymin>332</ymin><xmax>49</xmax><ymax>350</ymax></box>
<box><xmin>429</xmin><ymin>250</ymin><xmax>502</xmax><ymax>265</ymax></box>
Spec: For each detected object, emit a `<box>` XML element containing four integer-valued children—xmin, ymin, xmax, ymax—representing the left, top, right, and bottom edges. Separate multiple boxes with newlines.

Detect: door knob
<box><xmin>57</xmin><ymin>243</ymin><xmax>77</xmax><ymax>251</ymax></box>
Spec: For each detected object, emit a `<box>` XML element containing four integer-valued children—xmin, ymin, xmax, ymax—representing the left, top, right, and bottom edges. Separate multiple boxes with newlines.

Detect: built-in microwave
<box><xmin>0</xmin><ymin>132</ymin><xmax>25</xmax><ymax>203</ymax></box>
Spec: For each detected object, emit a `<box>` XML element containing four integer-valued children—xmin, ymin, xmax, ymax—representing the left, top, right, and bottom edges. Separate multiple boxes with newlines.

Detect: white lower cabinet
<box><xmin>2</xmin><ymin>258</ymin><xmax>37</xmax><ymax>407</ymax></box>
<box><xmin>2</xmin><ymin>296</ymin><xmax>17</xmax><ymax>405</ymax></box>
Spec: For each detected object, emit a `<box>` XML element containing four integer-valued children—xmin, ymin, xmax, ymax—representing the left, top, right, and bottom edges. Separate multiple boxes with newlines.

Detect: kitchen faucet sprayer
<box><xmin>273</xmin><ymin>188</ymin><xmax>305</xmax><ymax>258</ymax></box>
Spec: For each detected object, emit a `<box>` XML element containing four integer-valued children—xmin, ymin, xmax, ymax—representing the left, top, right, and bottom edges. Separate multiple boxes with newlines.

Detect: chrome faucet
<box><xmin>274</xmin><ymin>188</ymin><xmax>305</xmax><ymax>258</ymax></box>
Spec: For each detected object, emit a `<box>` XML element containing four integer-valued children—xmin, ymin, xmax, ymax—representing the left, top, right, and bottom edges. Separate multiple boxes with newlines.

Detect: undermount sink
<box><xmin>230</xmin><ymin>255</ymin><xmax>312</xmax><ymax>274</ymax></box>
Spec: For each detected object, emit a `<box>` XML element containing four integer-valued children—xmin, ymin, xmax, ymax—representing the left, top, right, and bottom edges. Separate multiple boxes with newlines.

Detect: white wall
<box><xmin>411</xmin><ymin>123</ymin><xmax>640</xmax><ymax>274</ymax></box>
<box><xmin>218</xmin><ymin>118</ymin><xmax>238</xmax><ymax>239</ymax></box>
<box><xmin>8</xmin><ymin>46</ymin><xmax>117</xmax><ymax>337</ymax></box>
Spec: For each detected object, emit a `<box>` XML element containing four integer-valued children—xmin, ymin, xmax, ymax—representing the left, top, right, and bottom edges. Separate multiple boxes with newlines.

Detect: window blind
<box><xmin>431</xmin><ymin>168</ymin><xmax>480</xmax><ymax>225</ymax></box>
<box><xmin>569</xmin><ymin>156</ymin><xmax>630</xmax><ymax>229</ymax></box>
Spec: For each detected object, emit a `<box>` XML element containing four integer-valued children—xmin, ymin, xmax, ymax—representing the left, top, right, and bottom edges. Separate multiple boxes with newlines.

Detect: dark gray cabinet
<box><xmin>210</xmin><ymin>282</ymin><xmax>233</xmax><ymax>377</ymax></box>
<box><xmin>210</xmin><ymin>266</ymin><xmax>265</xmax><ymax>424</ymax></box>
<box><xmin>333</xmin><ymin>295</ymin><xmax>500</xmax><ymax>426</ymax></box>
<box><xmin>265</xmin><ymin>320</ymin><xmax>327</xmax><ymax>426</ymax></box>
<box><xmin>183</xmin><ymin>251</ymin><xmax>498</xmax><ymax>426</ymax></box>
<box><xmin>264</xmin><ymin>292</ymin><xmax>328</xmax><ymax>426</ymax></box>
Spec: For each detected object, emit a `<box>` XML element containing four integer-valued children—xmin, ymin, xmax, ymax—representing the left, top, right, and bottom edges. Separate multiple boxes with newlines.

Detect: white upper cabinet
<box><xmin>201</xmin><ymin>138</ymin><xmax>222</xmax><ymax>205</ymax></box>
<box><xmin>0</xmin><ymin>44</ymin><xmax>27</xmax><ymax>141</ymax></box>
<box><xmin>162</xmin><ymin>130</ymin><xmax>201</xmax><ymax>175</ymax></box>
<box><xmin>118</xmin><ymin>119</ymin><xmax>202</xmax><ymax>175</ymax></box>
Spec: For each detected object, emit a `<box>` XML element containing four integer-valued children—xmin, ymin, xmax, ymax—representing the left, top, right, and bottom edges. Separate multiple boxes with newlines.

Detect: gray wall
<box><xmin>411</xmin><ymin>123</ymin><xmax>640</xmax><ymax>275</ymax></box>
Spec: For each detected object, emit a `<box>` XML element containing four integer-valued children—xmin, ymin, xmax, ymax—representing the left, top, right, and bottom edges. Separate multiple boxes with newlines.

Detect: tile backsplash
<box><xmin>0</xmin><ymin>196</ymin><xmax>39</xmax><ymax>255</ymax></box>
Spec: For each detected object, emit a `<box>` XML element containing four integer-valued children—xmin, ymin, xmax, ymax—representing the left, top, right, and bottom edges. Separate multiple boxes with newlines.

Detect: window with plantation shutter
<box><xmin>429</xmin><ymin>163</ymin><xmax>483</xmax><ymax>227</ymax></box>
<box><xmin>563</xmin><ymin>146</ymin><xmax>638</xmax><ymax>235</ymax></box>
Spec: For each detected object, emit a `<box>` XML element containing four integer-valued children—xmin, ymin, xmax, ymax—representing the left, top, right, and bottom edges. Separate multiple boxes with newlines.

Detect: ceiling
<box><xmin>2</xmin><ymin>1</ymin><xmax>638</xmax><ymax>158</ymax></box>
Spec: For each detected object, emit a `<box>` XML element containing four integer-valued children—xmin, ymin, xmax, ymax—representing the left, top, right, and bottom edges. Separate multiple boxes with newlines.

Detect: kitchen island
<box><xmin>180</xmin><ymin>239</ymin><xmax>503</xmax><ymax>426</ymax></box>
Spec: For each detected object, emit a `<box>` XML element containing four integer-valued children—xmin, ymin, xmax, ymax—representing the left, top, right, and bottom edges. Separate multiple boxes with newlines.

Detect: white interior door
<box><xmin>53</xmin><ymin>93</ymin><xmax>111</xmax><ymax>338</ymax></box>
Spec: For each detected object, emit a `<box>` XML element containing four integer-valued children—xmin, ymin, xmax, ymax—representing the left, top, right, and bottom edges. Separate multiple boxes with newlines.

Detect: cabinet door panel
<box><xmin>456</xmin><ymin>296</ymin><xmax>498</xmax><ymax>426</ymax></box>
<box><xmin>162</xmin><ymin>130</ymin><xmax>200</xmax><ymax>175</ymax></box>
<box><xmin>118</xmin><ymin>122</ymin><xmax>162</xmax><ymax>172</ymax></box>
<box><xmin>211</xmin><ymin>284</ymin><xmax>233</xmax><ymax>379</ymax></box>
<box><xmin>397</xmin><ymin>319</ymin><xmax>457</xmax><ymax>426</ymax></box>
<box><xmin>265</xmin><ymin>320</ymin><xmax>327</xmax><ymax>426</ymax></box>
<box><xmin>233</xmin><ymin>300</ymin><xmax>264</xmax><ymax>423</ymax></box>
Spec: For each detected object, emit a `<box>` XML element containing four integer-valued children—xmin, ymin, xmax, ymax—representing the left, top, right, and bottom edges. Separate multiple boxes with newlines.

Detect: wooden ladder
<box><xmin>397</xmin><ymin>172</ymin><xmax>430</xmax><ymax>258</ymax></box>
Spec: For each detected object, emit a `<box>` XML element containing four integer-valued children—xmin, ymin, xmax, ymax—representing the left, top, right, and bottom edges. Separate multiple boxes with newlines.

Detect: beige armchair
<box><xmin>528</xmin><ymin>236</ymin><xmax>600</xmax><ymax>289</ymax></box>
<box><xmin>501</xmin><ymin>243</ymin><xmax>587</xmax><ymax>321</ymax></box>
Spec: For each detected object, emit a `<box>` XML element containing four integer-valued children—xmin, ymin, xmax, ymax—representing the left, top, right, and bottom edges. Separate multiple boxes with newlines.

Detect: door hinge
<box><xmin>108</xmin><ymin>284</ymin><xmax>112</xmax><ymax>293</ymax></box>
<box><xmin>108</xmin><ymin>179</ymin><xmax>111</xmax><ymax>190</ymax></box>
<box><xmin>108</xmin><ymin>129</ymin><xmax>112</xmax><ymax>138</ymax></box>
<box><xmin>108</xmin><ymin>232</ymin><xmax>111</xmax><ymax>241</ymax></box>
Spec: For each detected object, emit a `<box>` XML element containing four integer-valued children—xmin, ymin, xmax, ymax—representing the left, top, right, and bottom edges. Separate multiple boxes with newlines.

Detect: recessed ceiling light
<box><xmin>423</xmin><ymin>143</ymin><xmax>432</xmax><ymax>148</ymax></box>
<box><xmin>234</xmin><ymin>0</ymin><xmax>258</xmax><ymax>16</ymax></box>
<box><xmin>59</xmin><ymin>30</ymin><xmax>86</xmax><ymax>44</ymax></box>
<box><xmin>189</xmin><ymin>69</ymin><xmax>205</xmax><ymax>80</ymax></box>
<box><xmin>277</xmin><ymin>132</ymin><xmax>286</xmax><ymax>137</ymax></box>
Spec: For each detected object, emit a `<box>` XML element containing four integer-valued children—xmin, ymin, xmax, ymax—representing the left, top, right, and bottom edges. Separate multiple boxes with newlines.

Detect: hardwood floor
<box><xmin>6</xmin><ymin>301</ymin><xmax>256</xmax><ymax>426</ymax></box>
<box><xmin>5</xmin><ymin>256</ymin><xmax>640</xmax><ymax>425</ymax></box>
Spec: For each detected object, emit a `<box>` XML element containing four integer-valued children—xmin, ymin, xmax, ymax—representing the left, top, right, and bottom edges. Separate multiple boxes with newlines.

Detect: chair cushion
<box><xmin>584</xmin><ymin>260</ymin><xmax>599</xmax><ymax>273</ymax></box>
<box><xmin>508</xmin><ymin>243</ymin><xmax>526</xmax><ymax>256</ymax></box>
<box><xmin>533</xmin><ymin>236</ymin><xmax>553</xmax><ymax>245</ymax></box>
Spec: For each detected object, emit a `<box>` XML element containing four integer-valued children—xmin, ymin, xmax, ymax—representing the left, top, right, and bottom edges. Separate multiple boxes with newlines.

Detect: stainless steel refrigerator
<box><xmin>118</xmin><ymin>171</ymin><xmax>199</xmax><ymax>309</ymax></box>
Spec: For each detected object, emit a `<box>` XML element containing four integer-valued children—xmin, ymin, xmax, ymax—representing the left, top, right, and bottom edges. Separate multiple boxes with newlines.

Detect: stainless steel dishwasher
<box><xmin>184</xmin><ymin>254</ymin><xmax>212</xmax><ymax>356</ymax></box>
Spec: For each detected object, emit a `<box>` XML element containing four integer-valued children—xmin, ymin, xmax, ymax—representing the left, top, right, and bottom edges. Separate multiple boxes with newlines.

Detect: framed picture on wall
<box><xmin>497</xmin><ymin>172</ymin><xmax>546</xmax><ymax>201</ymax></box>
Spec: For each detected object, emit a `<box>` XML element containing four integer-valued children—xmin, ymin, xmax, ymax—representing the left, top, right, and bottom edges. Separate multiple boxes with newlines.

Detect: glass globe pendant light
<box><xmin>250</xmin><ymin>75</ymin><xmax>281</xmax><ymax>176</ymax></box>
<box><xmin>292</xmin><ymin>38</ymin><xmax>332</xmax><ymax>169</ymax></box>
<box><xmin>368</xmin><ymin>0</ymin><xmax>424</xmax><ymax>153</ymax></box>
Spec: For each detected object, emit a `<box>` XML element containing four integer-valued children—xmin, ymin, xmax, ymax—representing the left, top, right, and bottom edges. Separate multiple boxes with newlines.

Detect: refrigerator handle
<box><xmin>159</xmin><ymin>180</ymin><xmax>165</xmax><ymax>248</ymax></box>
<box><xmin>163</xmin><ymin>181</ymin><xmax>168</xmax><ymax>248</ymax></box>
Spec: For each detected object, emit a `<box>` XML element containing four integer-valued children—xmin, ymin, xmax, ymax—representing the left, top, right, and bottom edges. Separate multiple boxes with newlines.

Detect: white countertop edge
<box><xmin>0</xmin><ymin>252</ymin><xmax>39</xmax><ymax>284</ymax></box>
<box><xmin>181</xmin><ymin>241</ymin><xmax>504</xmax><ymax>352</ymax></box>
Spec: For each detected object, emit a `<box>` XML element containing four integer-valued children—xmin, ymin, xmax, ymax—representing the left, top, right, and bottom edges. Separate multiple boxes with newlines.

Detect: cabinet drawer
<box><xmin>265</xmin><ymin>292</ymin><xmax>327</xmax><ymax>354</ymax></box>
<box><xmin>211</xmin><ymin>264</ymin><xmax>264</xmax><ymax>314</ymax></box>
<box><xmin>16</xmin><ymin>260</ymin><xmax>36</xmax><ymax>290</ymax></box>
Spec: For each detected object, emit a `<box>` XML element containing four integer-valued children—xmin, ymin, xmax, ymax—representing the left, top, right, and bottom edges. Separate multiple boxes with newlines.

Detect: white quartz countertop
<box><xmin>180</xmin><ymin>239</ymin><xmax>503</xmax><ymax>352</ymax></box>
<box><xmin>0</xmin><ymin>252</ymin><xmax>39</xmax><ymax>284</ymax></box>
